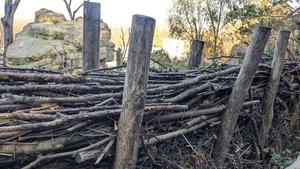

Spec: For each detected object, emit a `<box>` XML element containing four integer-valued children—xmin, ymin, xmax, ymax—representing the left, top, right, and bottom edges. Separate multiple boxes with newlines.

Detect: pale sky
<box><xmin>0</xmin><ymin>0</ymin><xmax>171</xmax><ymax>27</ymax></box>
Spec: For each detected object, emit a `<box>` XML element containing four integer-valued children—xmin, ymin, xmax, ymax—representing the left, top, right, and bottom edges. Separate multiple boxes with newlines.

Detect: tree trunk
<box><xmin>187</xmin><ymin>40</ymin><xmax>204</xmax><ymax>69</ymax></box>
<box><xmin>213</xmin><ymin>35</ymin><xmax>217</xmax><ymax>58</ymax></box>
<box><xmin>1</xmin><ymin>0</ymin><xmax>21</xmax><ymax>66</ymax></box>
<box><xmin>257</xmin><ymin>30</ymin><xmax>290</xmax><ymax>153</ymax></box>
<box><xmin>113</xmin><ymin>15</ymin><xmax>155</xmax><ymax>169</ymax></box>
<box><xmin>212</xmin><ymin>26</ymin><xmax>271</xmax><ymax>168</ymax></box>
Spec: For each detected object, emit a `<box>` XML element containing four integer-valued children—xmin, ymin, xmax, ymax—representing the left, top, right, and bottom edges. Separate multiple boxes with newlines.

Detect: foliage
<box><xmin>153</xmin><ymin>25</ymin><xmax>169</xmax><ymax>48</ymax></box>
<box><xmin>271</xmin><ymin>148</ymin><xmax>300</xmax><ymax>168</ymax></box>
<box><xmin>168</xmin><ymin>0</ymin><xmax>206</xmax><ymax>41</ymax></box>
<box><xmin>270</xmin><ymin>133</ymin><xmax>300</xmax><ymax>168</ymax></box>
<box><xmin>170</xmin><ymin>56</ymin><xmax>188</xmax><ymax>71</ymax></box>
<box><xmin>150</xmin><ymin>49</ymin><xmax>187</xmax><ymax>71</ymax></box>
<box><xmin>53</xmin><ymin>32</ymin><xmax>65</xmax><ymax>40</ymax></box>
<box><xmin>167</xmin><ymin>0</ymin><xmax>300</xmax><ymax>60</ymax></box>
<box><xmin>150</xmin><ymin>49</ymin><xmax>171</xmax><ymax>69</ymax></box>
<box><xmin>116</xmin><ymin>47</ymin><xmax>122</xmax><ymax>66</ymax></box>
<box><xmin>205</xmin><ymin>0</ymin><xmax>235</xmax><ymax>58</ymax></box>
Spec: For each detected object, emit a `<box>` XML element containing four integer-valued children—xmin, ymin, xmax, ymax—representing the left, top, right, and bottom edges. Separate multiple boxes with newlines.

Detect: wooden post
<box><xmin>113</xmin><ymin>15</ymin><xmax>155</xmax><ymax>169</ymax></box>
<box><xmin>82</xmin><ymin>1</ymin><xmax>100</xmax><ymax>71</ymax></box>
<box><xmin>212</xmin><ymin>26</ymin><xmax>271</xmax><ymax>168</ymax></box>
<box><xmin>258</xmin><ymin>30</ymin><xmax>290</xmax><ymax>151</ymax></box>
<box><xmin>187</xmin><ymin>40</ymin><xmax>204</xmax><ymax>69</ymax></box>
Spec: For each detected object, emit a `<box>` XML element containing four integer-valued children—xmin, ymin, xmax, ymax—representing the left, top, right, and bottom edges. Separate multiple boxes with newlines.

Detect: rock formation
<box><xmin>0</xmin><ymin>45</ymin><xmax>3</xmax><ymax>64</ymax></box>
<box><xmin>7</xmin><ymin>8</ymin><xmax>115</xmax><ymax>69</ymax></box>
<box><xmin>228</xmin><ymin>44</ymin><xmax>247</xmax><ymax>65</ymax></box>
<box><xmin>35</xmin><ymin>8</ymin><xmax>67</xmax><ymax>23</ymax></box>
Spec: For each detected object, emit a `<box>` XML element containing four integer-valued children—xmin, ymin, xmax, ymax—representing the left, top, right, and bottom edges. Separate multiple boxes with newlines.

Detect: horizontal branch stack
<box><xmin>0</xmin><ymin>58</ymin><xmax>299</xmax><ymax>168</ymax></box>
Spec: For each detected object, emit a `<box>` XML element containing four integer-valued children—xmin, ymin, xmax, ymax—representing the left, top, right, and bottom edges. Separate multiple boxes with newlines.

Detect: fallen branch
<box><xmin>145</xmin><ymin>116</ymin><xmax>221</xmax><ymax>145</ymax></box>
<box><xmin>22</xmin><ymin>136</ymin><xmax>114</xmax><ymax>169</ymax></box>
<box><xmin>1</xmin><ymin>93</ymin><xmax>123</xmax><ymax>104</ymax></box>
<box><xmin>147</xmin><ymin>65</ymin><xmax>241</xmax><ymax>94</ymax></box>
<box><xmin>0</xmin><ymin>71</ymin><xmax>120</xmax><ymax>84</ymax></box>
<box><xmin>147</xmin><ymin>100</ymin><xmax>260</xmax><ymax>124</ymax></box>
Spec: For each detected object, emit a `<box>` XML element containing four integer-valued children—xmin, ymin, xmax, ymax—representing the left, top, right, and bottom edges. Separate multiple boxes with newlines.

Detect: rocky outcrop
<box><xmin>7</xmin><ymin>8</ymin><xmax>115</xmax><ymax>69</ymax></box>
<box><xmin>35</xmin><ymin>8</ymin><xmax>67</xmax><ymax>23</ymax></box>
<box><xmin>228</xmin><ymin>44</ymin><xmax>247</xmax><ymax>65</ymax></box>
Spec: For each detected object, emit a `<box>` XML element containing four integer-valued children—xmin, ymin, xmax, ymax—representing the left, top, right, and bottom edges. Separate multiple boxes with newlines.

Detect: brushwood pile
<box><xmin>0</xmin><ymin>57</ymin><xmax>299</xmax><ymax>169</ymax></box>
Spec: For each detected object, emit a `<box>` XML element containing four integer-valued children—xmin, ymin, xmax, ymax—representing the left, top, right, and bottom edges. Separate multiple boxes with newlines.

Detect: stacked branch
<box><xmin>0</xmin><ymin>57</ymin><xmax>299</xmax><ymax>168</ymax></box>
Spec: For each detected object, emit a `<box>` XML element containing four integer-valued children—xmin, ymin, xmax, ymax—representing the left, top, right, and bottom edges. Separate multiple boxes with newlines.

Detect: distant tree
<box><xmin>167</xmin><ymin>0</ymin><xmax>206</xmax><ymax>42</ymax></box>
<box><xmin>1</xmin><ymin>0</ymin><xmax>21</xmax><ymax>66</ymax></box>
<box><xmin>230</xmin><ymin>0</ymin><xmax>299</xmax><ymax>56</ymax></box>
<box><xmin>205</xmin><ymin>0</ymin><xmax>234</xmax><ymax>58</ymax></box>
<box><xmin>153</xmin><ymin>25</ymin><xmax>169</xmax><ymax>48</ymax></box>
<box><xmin>62</xmin><ymin>0</ymin><xmax>90</xmax><ymax>21</ymax></box>
<box><xmin>168</xmin><ymin>0</ymin><xmax>239</xmax><ymax>58</ymax></box>
<box><xmin>116</xmin><ymin>27</ymin><xmax>130</xmax><ymax>65</ymax></box>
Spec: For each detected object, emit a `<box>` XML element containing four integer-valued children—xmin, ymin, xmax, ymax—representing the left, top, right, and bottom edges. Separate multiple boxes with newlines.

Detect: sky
<box><xmin>0</xmin><ymin>0</ymin><xmax>172</xmax><ymax>27</ymax></box>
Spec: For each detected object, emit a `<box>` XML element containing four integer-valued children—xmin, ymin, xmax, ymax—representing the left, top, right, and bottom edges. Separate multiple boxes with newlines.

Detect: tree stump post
<box><xmin>212</xmin><ymin>26</ymin><xmax>272</xmax><ymax>168</ymax></box>
<box><xmin>113</xmin><ymin>15</ymin><xmax>155</xmax><ymax>169</ymax></box>
<box><xmin>258</xmin><ymin>30</ymin><xmax>290</xmax><ymax>151</ymax></box>
<box><xmin>187</xmin><ymin>40</ymin><xmax>205</xmax><ymax>69</ymax></box>
<box><xmin>82</xmin><ymin>1</ymin><xmax>100</xmax><ymax>71</ymax></box>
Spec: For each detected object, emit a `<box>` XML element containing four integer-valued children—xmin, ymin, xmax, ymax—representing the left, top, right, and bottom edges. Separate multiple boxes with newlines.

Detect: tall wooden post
<box><xmin>113</xmin><ymin>15</ymin><xmax>155</xmax><ymax>169</ymax></box>
<box><xmin>187</xmin><ymin>40</ymin><xmax>204</xmax><ymax>69</ymax></box>
<box><xmin>258</xmin><ymin>30</ymin><xmax>290</xmax><ymax>151</ymax></box>
<box><xmin>82</xmin><ymin>1</ymin><xmax>100</xmax><ymax>71</ymax></box>
<box><xmin>212</xmin><ymin>26</ymin><xmax>272</xmax><ymax>168</ymax></box>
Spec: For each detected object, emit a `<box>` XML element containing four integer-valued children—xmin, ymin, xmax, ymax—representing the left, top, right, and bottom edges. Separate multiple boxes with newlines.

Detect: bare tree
<box><xmin>62</xmin><ymin>0</ymin><xmax>90</xmax><ymax>21</ymax></box>
<box><xmin>1</xmin><ymin>0</ymin><xmax>21</xmax><ymax>66</ymax></box>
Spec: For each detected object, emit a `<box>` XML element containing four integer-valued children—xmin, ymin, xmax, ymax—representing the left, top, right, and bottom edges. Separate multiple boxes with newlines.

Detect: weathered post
<box><xmin>258</xmin><ymin>30</ymin><xmax>290</xmax><ymax>152</ymax></box>
<box><xmin>82</xmin><ymin>1</ymin><xmax>100</xmax><ymax>71</ymax></box>
<box><xmin>113</xmin><ymin>15</ymin><xmax>155</xmax><ymax>169</ymax></box>
<box><xmin>187</xmin><ymin>40</ymin><xmax>205</xmax><ymax>69</ymax></box>
<box><xmin>212</xmin><ymin>26</ymin><xmax>272</xmax><ymax>168</ymax></box>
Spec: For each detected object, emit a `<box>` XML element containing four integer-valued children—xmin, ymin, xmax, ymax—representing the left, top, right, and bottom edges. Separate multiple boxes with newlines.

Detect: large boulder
<box><xmin>35</xmin><ymin>8</ymin><xmax>67</xmax><ymax>23</ymax></box>
<box><xmin>227</xmin><ymin>44</ymin><xmax>247</xmax><ymax>65</ymax></box>
<box><xmin>7</xmin><ymin>9</ymin><xmax>115</xmax><ymax>69</ymax></box>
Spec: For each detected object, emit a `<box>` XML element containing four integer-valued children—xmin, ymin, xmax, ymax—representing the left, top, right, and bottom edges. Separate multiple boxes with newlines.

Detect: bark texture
<box><xmin>113</xmin><ymin>15</ymin><xmax>155</xmax><ymax>169</ymax></box>
<box><xmin>212</xmin><ymin>26</ymin><xmax>272</xmax><ymax>168</ymax></box>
